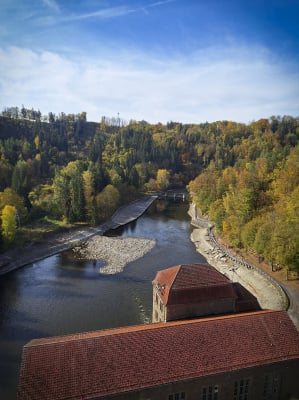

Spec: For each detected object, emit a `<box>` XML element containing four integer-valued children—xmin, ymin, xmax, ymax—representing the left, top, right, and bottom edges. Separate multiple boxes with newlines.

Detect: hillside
<box><xmin>0</xmin><ymin>109</ymin><xmax>298</xmax><ymax>271</ymax></box>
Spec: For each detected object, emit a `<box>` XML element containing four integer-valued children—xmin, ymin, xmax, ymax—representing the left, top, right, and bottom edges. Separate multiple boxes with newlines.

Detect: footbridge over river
<box><xmin>148</xmin><ymin>190</ymin><xmax>189</xmax><ymax>201</ymax></box>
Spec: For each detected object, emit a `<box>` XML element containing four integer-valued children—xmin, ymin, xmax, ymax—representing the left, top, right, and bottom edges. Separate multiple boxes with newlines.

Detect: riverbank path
<box><xmin>0</xmin><ymin>195</ymin><xmax>157</xmax><ymax>276</ymax></box>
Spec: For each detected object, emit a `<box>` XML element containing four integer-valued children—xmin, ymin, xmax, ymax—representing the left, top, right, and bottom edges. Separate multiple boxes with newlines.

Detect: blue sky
<box><xmin>0</xmin><ymin>0</ymin><xmax>298</xmax><ymax>123</ymax></box>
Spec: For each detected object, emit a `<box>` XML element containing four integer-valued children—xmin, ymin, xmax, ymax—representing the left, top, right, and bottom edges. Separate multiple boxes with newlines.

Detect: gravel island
<box><xmin>73</xmin><ymin>236</ymin><xmax>156</xmax><ymax>274</ymax></box>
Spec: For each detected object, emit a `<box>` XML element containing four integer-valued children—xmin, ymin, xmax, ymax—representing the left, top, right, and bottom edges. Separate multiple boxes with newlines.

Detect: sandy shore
<box><xmin>73</xmin><ymin>236</ymin><xmax>156</xmax><ymax>274</ymax></box>
<box><xmin>190</xmin><ymin>219</ymin><xmax>285</xmax><ymax>311</ymax></box>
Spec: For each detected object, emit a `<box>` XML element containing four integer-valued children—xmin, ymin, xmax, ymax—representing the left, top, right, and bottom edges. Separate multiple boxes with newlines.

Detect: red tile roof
<box><xmin>152</xmin><ymin>263</ymin><xmax>236</xmax><ymax>305</ymax></box>
<box><xmin>18</xmin><ymin>310</ymin><xmax>299</xmax><ymax>400</ymax></box>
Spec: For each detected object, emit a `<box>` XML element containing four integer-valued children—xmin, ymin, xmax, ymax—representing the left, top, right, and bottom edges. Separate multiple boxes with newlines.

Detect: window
<box><xmin>202</xmin><ymin>385</ymin><xmax>219</xmax><ymax>400</ymax></box>
<box><xmin>168</xmin><ymin>392</ymin><xmax>185</xmax><ymax>400</ymax></box>
<box><xmin>233</xmin><ymin>379</ymin><xmax>250</xmax><ymax>400</ymax></box>
<box><xmin>160</xmin><ymin>301</ymin><xmax>163</xmax><ymax>312</ymax></box>
<box><xmin>262</xmin><ymin>373</ymin><xmax>280</xmax><ymax>399</ymax></box>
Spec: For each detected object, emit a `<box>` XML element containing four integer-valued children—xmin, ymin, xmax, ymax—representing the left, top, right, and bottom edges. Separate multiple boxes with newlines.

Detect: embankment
<box><xmin>188</xmin><ymin>204</ymin><xmax>288</xmax><ymax>311</ymax></box>
<box><xmin>0</xmin><ymin>195</ymin><xmax>157</xmax><ymax>276</ymax></box>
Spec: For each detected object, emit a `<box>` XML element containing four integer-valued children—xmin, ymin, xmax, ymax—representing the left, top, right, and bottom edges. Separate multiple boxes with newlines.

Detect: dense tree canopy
<box><xmin>189</xmin><ymin>127</ymin><xmax>299</xmax><ymax>271</ymax></box>
<box><xmin>0</xmin><ymin>108</ymin><xmax>298</xmax><ymax>271</ymax></box>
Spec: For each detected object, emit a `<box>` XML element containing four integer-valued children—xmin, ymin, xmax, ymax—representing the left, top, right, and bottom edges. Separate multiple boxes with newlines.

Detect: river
<box><xmin>0</xmin><ymin>200</ymin><xmax>205</xmax><ymax>399</ymax></box>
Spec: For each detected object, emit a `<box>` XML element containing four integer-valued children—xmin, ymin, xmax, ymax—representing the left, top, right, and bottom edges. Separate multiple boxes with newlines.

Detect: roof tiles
<box><xmin>18</xmin><ymin>310</ymin><xmax>299</xmax><ymax>400</ymax></box>
<box><xmin>152</xmin><ymin>263</ymin><xmax>236</xmax><ymax>304</ymax></box>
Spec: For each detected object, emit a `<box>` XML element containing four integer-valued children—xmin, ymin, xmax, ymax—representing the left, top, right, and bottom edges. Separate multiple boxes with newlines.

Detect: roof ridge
<box><xmin>25</xmin><ymin>310</ymin><xmax>281</xmax><ymax>348</ymax></box>
<box><xmin>170</xmin><ymin>264</ymin><xmax>184</xmax><ymax>288</ymax></box>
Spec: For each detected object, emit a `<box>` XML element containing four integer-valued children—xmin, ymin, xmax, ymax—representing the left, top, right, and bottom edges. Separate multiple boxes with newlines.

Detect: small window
<box><xmin>160</xmin><ymin>301</ymin><xmax>163</xmax><ymax>311</ymax></box>
<box><xmin>169</xmin><ymin>392</ymin><xmax>185</xmax><ymax>400</ymax></box>
<box><xmin>202</xmin><ymin>386</ymin><xmax>219</xmax><ymax>400</ymax></box>
<box><xmin>233</xmin><ymin>379</ymin><xmax>250</xmax><ymax>400</ymax></box>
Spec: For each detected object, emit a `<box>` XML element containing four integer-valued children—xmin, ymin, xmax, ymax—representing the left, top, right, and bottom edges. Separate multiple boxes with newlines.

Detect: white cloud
<box><xmin>0</xmin><ymin>45</ymin><xmax>298</xmax><ymax>123</ymax></box>
<box><xmin>42</xmin><ymin>0</ymin><xmax>60</xmax><ymax>12</ymax></box>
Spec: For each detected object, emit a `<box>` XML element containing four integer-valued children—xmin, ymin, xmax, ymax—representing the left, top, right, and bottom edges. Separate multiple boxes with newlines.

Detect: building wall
<box><xmin>93</xmin><ymin>359</ymin><xmax>299</xmax><ymax>400</ymax></box>
<box><xmin>152</xmin><ymin>285</ymin><xmax>165</xmax><ymax>322</ymax></box>
<box><xmin>166</xmin><ymin>297</ymin><xmax>235</xmax><ymax>321</ymax></box>
<box><xmin>152</xmin><ymin>285</ymin><xmax>236</xmax><ymax>323</ymax></box>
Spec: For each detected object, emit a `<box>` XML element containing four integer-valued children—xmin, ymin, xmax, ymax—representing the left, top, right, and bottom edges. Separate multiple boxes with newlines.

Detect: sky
<box><xmin>0</xmin><ymin>0</ymin><xmax>299</xmax><ymax>124</ymax></box>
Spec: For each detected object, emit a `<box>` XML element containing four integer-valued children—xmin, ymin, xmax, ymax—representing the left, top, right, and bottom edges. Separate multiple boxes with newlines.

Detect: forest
<box><xmin>0</xmin><ymin>106</ymin><xmax>298</xmax><ymax>271</ymax></box>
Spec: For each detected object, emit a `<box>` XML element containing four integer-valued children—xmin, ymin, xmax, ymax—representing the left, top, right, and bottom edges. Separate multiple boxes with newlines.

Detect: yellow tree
<box><xmin>156</xmin><ymin>169</ymin><xmax>170</xmax><ymax>191</ymax></box>
<box><xmin>96</xmin><ymin>185</ymin><xmax>120</xmax><ymax>221</ymax></box>
<box><xmin>0</xmin><ymin>188</ymin><xmax>27</xmax><ymax>222</ymax></box>
<box><xmin>271</xmin><ymin>186</ymin><xmax>299</xmax><ymax>270</ymax></box>
<box><xmin>272</xmin><ymin>146</ymin><xmax>299</xmax><ymax>198</ymax></box>
<box><xmin>188</xmin><ymin>168</ymin><xmax>217</xmax><ymax>214</ymax></box>
<box><xmin>1</xmin><ymin>205</ymin><xmax>17</xmax><ymax>244</ymax></box>
<box><xmin>82</xmin><ymin>170</ymin><xmax>95</xmax><ymax>222</ymax></box>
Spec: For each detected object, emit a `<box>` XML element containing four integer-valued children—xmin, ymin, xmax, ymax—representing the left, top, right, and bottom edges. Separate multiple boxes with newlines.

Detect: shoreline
<box><xmin>1</xmin><ymin>196</ymin><xmax>298</xmax><ymax>330</ymax></box>
<box><xmin>0</xmin><ymin>195</ymin><xmax>157</xmax><ymax>276</ymax></box>
<box><xmin>190</xmin><ymin>225</ymin><xmax>284</xmax><ymax>310</ymax></box>
<box><xmin>73</xmin><ymin>236</ymin><xmax>156</xmax><ymax>274</ymax></box>
<box><xmin>188</xmin><ymin>204</ymin><xmax>299</xmax><ymax>330</ymax></box>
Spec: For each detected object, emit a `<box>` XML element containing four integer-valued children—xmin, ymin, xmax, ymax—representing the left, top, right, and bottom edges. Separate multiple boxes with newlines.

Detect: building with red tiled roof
<box><xmin>17</xmin><ymin>310</ymin><xmax>299</xmax><ymax>400</ymax></box>
<box><xmin>152</xmin><ymin>263</ymin><xmax>259</xmax><ymax>322</ymax></box>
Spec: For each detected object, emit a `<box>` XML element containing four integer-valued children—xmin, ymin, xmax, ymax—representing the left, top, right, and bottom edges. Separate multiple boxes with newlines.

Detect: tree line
<box><xmin>188</xmin><ymin>118</ymin><xmax>299</xmax><ymax>271</ymax></box>
<box><xmin>0</xmin><ymin>109</ymin><xmax>298</xmax><ymax>271</ymax></box>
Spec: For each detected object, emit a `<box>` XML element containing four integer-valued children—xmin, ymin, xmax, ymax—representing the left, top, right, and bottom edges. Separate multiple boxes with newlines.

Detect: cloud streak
<box><xmin>42</xmin><ymin>0</ymin><xmax>60</xmax><ymax>12</ymax></box>
<box><xmin>0</xmin><ymin>45</ymin><xmax>298</xmax><ymax>123</ymax></box>
<box><xmin>37</xmin><ymin>0</ymin><xmax>176</xmax><ymax>25</ymax></box>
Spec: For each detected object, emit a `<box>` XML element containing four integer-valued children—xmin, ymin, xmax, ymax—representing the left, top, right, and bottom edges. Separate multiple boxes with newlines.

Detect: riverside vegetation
<box><xmin>0</xmin><ymin>107</ymin><xmax>298</xmax><ymax>273</ymax></box>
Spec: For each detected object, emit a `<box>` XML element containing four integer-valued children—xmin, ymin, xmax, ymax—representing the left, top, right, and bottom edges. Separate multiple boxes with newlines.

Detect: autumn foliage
<box><xmin>0</xmin><ymin>110</ymin><xmax>298</xmax><ymax>270</ymax></box>
<box><xmin>189</xmin><ymin>122</ymin><xmax>299</xmax><ymax>271</ymax></box>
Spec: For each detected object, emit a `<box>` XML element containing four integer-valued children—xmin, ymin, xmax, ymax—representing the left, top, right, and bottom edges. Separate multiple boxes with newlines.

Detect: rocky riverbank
<box><xmin>188</xmin><ymin>205</ymin><xmax>285</xmax><ymax>311</ymax></box>
<box><xmin>0</xmin><ymin>195</ymin><xmax>157</xmax><ymax>276</ymax></box>
<box><xmin>73</xmin><ymin>236</ymin><xmax>156</xmax><ymax>274</ymax></box>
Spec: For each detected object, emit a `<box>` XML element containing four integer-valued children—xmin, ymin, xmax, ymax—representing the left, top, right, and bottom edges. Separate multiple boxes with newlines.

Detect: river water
<box><xmin>0</xmin><ymin>200</ymin><xmax>205</xmax><ymax>399</ymax></box>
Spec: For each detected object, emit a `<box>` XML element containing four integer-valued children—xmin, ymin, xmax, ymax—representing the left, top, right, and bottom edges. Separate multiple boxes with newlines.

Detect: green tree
<box><xmin>70</xmin><ymin>167</ymin><xmax>85</xmax><ymax>221</ymax></box>
<box><xmin>253</xmin><ymin>215</ymin><xmax>274</xmax><ymax>261</ymax></box>
<box><xmin>11</xmin><ymin>159</ymin><xmax>29</xmax><ymax>196</ymax></box>
<box><xmin>0</xmin><ymin>157</ymin><xmax>13</xmax><ymax>191</ymax></box>
<box><xmin>96</xmin><ymin>184</ymin><xmax>120</xmax><ymax>221</ymax></box>
<box><xmin>52</xmin><ymin>171</ymin><xmax>70</xmax><ymax>220</ymax></box>
<box><xmin>271</xmin><ymin>186</ymin><xmax>299</xmax><ymax>270</ymax></box>
<box><xmin>83</xmin><ymin>170</ymin><xmax>95</xmax><ymax>223</ymax></box>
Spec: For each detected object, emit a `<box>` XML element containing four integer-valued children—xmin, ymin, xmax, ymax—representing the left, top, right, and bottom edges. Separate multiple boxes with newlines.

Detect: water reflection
<box><xmin>0</xmin><ymin>200</ymin><xmax>205</xmax><ymax>399</ymax></box>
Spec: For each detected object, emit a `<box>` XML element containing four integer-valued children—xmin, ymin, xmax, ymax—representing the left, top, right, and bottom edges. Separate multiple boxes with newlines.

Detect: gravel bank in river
<box><xmin>0</xmin><ymin>195</ymin><xmax>157</xmax><ymax>276</ymax></box>
<box><xmin>73</xmin><ymin>236</ymin><xmax>156</xmax><ymax>274</ymax></box>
